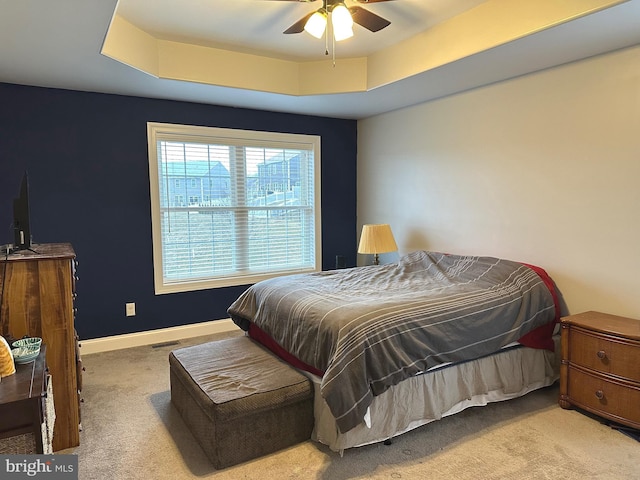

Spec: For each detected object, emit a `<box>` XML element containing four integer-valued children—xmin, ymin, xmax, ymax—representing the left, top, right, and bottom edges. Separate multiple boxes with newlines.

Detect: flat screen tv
<box><xmin>13</xmin><ymin>172</ymin><xmax>32</xmax><ymax>250</ymax></box>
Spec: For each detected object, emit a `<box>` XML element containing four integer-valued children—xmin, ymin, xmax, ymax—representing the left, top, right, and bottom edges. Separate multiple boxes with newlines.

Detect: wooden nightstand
<box><xmin>0</xmin><ymin>347</ymin><xmax>48</xmax><ymax>453</ymax></box>
<box><xmin>559</xmin><ymin>311</ymin><xmax>640</xmax><ymax>429</ymax></box>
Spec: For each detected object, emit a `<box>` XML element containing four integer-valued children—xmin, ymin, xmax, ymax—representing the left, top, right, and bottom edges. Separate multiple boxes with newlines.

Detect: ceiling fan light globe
<box><xmin>304</xmin><ymin>10</ymin><xmax>327</xmax><ymax>39</ymax></box>
<box><xmin>333</xmin><ymin>25</ymin><xmax>353</xmax><ymax>41</ymax></box>
<box><xmin>331</xmin><ymin>4</ymin><xmax>354</xmax><ymax>41</ymax></box>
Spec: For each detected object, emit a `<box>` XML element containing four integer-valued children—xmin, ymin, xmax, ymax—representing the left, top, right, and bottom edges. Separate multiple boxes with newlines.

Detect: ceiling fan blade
<box><xmin>349</xmin><ymin>6</ymin><xmax>391</xmax><ymax>32</ymax></box>
<box><xmin>355</xmin><ymin>0</ymin><xmax>395</xmax><ymax>3</ymax></box>
<box><xmin>283</xmin><ymin>12</ymin><xmax>316</xmax><ymax>34</ymax></box>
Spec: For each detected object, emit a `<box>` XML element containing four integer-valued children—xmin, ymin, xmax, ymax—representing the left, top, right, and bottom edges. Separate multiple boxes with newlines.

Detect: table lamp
<box><xmin>357</xmin><ymin>224</ymin><xmax>398</xmax><ymax>265</ymax></box>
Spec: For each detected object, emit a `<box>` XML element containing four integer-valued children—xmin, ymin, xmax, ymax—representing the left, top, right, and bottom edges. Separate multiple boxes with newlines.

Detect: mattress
<box><xmin>306</xmin><ymin>334</ymin><xmax>561</xmax><ymax>453</ymax></box>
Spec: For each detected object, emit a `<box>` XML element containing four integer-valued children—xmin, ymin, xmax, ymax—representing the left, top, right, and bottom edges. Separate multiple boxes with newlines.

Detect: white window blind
<box><xmin>147</xmin><ymin>122</ymin><xmax>321</xmax><ymax>294</ymax></box>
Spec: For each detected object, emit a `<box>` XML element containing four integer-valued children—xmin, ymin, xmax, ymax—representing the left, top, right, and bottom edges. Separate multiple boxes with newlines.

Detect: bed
<box><xmin>228</xmin><ymin>250</ymin><xmax>561</xmax><ymax>452</ymax></box>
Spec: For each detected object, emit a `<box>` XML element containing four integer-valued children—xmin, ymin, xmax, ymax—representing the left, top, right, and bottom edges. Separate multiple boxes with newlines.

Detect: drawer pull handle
<box><xmin>596</xmin><ymin>350</ymin><xmax>607</xmax><ymax>359</ymax></box>
<box><xmin>595</xmin><ymin>390</ymin><xmax>604</xmax><ymax>400</ymax></box>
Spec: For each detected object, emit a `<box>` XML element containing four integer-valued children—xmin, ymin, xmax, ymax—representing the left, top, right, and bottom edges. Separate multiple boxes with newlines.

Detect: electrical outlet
<box><xmin>126</xmin><ymin>302</ymin><xmax>136</xmax><ymax>316</ymax></box>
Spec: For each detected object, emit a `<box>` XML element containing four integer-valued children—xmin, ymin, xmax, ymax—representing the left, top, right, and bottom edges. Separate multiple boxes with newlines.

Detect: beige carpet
<box><xmin>61</xmin><ymin>331</ymin><xmax>639</xmax><ymax>479</ymax></box>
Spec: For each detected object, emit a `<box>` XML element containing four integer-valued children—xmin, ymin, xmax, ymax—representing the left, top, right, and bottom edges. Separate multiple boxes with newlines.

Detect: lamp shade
<box><xmin>331</xmin><ymin>4</ymin><xmax>354</xmax><ymax>41</ymax></box>
<box><xmin>358</xmin><ymin>224</ymin><xmax>398</xmax><ymax>255</ymax></box>
<box><xmin>304</xmin><ymin>10</ymin><xmax>327</xmax><ymax>39</ymax></box>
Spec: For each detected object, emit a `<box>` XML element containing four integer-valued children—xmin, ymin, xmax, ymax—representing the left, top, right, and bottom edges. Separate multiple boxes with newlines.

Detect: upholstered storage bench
<box><xmin>169</xmin><ymin>336</ymin><xmax>314</xmax><ymax>469</ymax></box>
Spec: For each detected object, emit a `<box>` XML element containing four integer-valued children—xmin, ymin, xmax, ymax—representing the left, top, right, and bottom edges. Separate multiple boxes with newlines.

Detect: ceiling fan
<box><xmin>276</xmin><ymin>0</ymin><xmax>394</xmax><ymax>38</ymax></box>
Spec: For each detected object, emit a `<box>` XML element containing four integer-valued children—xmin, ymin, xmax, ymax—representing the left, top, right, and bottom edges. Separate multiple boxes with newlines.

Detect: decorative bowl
<box><xmin>11</xmin><ymin>345</ymin><xmax>40</xmax><ymax>364</ymax></box>
<box><xmin>11</xmin><ymin>338</ymin><xmax>41</xmax><ymax>364</ymax></box>
<box><xmin>12</xmin><ymin>337</ymin><xmax>42</xmax><ymax>349</ymax></box>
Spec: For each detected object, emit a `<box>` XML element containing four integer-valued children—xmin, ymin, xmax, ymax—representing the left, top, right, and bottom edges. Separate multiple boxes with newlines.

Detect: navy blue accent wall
<box><xmin>0</xmin><ymin>83</ymin><xmax>357</xmax><ymax>340</ymax></box>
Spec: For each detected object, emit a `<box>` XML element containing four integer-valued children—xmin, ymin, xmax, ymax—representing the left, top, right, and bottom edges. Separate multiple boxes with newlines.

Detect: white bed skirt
<box><xmin>307</xmin><ymin>335</ymin><xmax>561</xmax><ymax>453</ymax></box>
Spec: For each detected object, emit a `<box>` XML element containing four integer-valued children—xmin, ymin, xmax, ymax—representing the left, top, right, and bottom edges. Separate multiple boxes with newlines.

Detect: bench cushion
<box><xmin>169</xmin><ymin>336</ymin><xmax>314</xmax><ymax>469</ymax></box>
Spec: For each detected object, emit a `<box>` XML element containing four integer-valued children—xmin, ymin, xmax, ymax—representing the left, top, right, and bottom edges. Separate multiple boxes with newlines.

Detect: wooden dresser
<box><xmin>559</xmin><ymin>311</ymin><xmax>640</xmax><ymax>429</ymax></box>
<box><xmin>0</xmin><ymin>243</ymin><xmax>80</xmax><ymax>451</ymax></box>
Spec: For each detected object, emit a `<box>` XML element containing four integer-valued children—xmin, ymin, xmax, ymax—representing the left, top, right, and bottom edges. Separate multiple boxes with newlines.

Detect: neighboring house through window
<box><xmin>147</xmin><ymin>122</ymin><xmax>321</xmax><ymax>294</ymax></box>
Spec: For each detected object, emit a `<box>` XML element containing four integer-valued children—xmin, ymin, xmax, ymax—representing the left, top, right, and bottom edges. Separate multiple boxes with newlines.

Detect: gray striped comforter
<box><xmin>228</xmin><ymin>251</ymin><xmax>557</xmax><ymax>433</ymax></box>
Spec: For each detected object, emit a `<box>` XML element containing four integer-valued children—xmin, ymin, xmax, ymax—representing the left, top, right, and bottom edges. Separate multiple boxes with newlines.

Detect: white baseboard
<box><xmin>79</xmin><ymin>318</ymin><xmax>238</xmax><ymax>355</ymax></box>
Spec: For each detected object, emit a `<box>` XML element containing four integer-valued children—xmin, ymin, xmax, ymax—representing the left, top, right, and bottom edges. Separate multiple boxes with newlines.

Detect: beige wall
<box><xmin>357</xmin><ymin>44</ymin><xmax>640</xmax><ymax>319</ymax></box>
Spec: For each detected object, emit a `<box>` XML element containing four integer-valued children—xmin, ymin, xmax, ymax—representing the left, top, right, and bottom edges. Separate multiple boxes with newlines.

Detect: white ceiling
<box><xmin>115</xmin><ymin>0</ymin><xmax>488</xmax><ymax>61</ymax></box>
<box><xmin>1</xmin><ymin>0</ymin><xmax>640</xmax><ymax>120</ymax></box>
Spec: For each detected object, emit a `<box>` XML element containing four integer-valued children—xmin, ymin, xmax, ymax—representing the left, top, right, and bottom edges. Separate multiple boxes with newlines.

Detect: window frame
<box><xmin>147</xmin><ymin>122</ymin><xmax>322</xmax><ymax>294</ymax></box>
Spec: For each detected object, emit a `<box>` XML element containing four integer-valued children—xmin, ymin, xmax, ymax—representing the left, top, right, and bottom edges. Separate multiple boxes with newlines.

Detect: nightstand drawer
<box><xmin>567</xmin><ymin>366</ymin><xmax>640</xmax><ymax>428</ymax></box>
<box><xmin>568</xmin><ymin>327</ymin><xmax>639</xmax><ymax>381</ymax></box>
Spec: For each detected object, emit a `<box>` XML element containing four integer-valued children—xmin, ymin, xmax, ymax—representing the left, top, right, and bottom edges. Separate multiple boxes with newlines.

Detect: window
<box><xmin>147</xmin><ymin>122</ymin><xmax>321</xmax><ymax>294</ymax></box>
